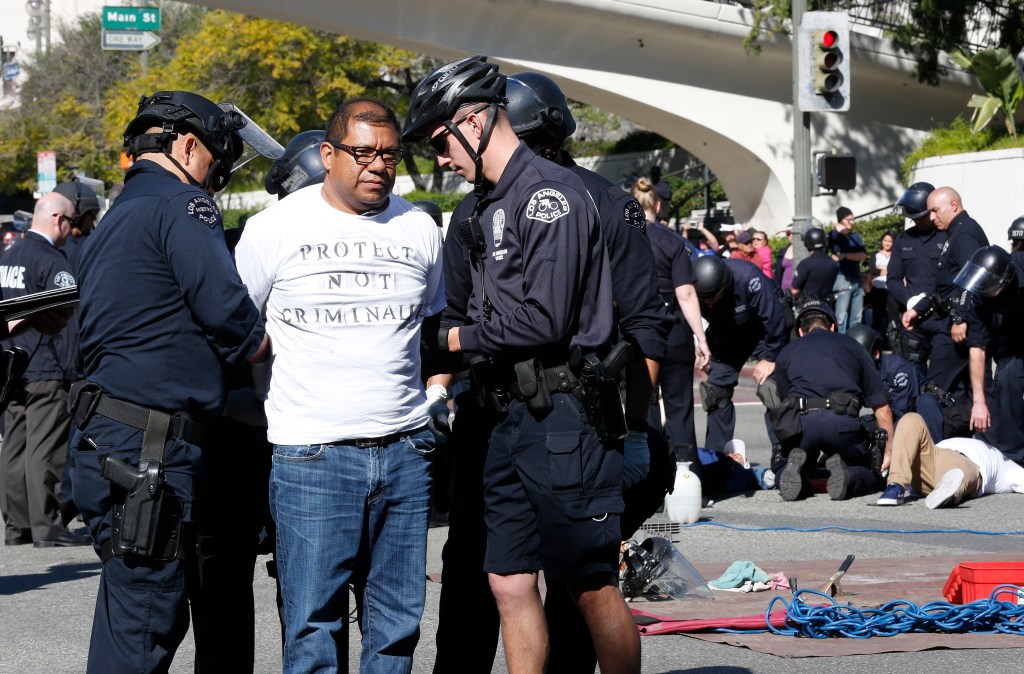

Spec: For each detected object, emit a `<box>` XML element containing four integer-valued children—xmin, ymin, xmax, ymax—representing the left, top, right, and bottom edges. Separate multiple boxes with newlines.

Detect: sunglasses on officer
<box><xmin>429</xmin><ymin>105</ymin><xmax>490</xmax><ymax>156</ymax></box>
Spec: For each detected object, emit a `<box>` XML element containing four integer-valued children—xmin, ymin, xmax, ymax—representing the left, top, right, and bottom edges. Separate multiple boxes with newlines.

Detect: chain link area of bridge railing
<box><xmin>727</xmin><ymin>0</ymin><xmax>1003</xmax><ymax>52</ymax></box>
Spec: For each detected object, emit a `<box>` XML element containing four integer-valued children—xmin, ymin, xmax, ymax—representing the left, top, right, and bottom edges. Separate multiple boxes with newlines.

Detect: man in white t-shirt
<box><xmin>878</xmin><ymin>412</ymin><xmax>1024</xmax><ymax>508</ymax></box>
<box><xmin>235</xmin><ymin>98</ymin><xmax>445</xmax><ymax>674</ymax></box>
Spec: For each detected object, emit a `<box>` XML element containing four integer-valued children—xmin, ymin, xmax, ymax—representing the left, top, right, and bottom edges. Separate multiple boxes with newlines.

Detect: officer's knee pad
<box><xmin>699</xmin><ymin>381</ymin><xmax>733</xmax><ymax>414</ymax></box>
<box><xmin>901</xmin><ymin>331</ymin><xmax>930</xmax><ymax>365</ymax></box>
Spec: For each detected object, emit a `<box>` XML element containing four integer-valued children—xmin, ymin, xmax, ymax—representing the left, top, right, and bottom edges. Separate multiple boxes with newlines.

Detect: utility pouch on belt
<box><xmin>513</xmin><ymin>358</ymin><xmax>552</xmax><ymax>414</ymax></box>
<box><xmin>767</xmin><ymin>398</ymin><xmax>802</xmax><ymax>441</ymax></box>
<box><xmin>828</xmin><ymin>391</ymin><xmax>860</xmax><ymax>416</ymax></box>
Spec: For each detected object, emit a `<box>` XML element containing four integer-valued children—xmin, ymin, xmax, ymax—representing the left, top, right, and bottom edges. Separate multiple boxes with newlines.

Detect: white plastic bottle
<box><xmin>665</xmin><ymin>462</ymin><xmax>702</xmax><ymax>524</ymax></box>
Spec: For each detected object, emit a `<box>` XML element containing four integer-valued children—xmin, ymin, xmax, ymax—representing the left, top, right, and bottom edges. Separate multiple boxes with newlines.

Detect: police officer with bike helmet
<box><xmin>404</xmin><ymin>56</ymin><xmax>640</xmax><ymax>674</ymax></box>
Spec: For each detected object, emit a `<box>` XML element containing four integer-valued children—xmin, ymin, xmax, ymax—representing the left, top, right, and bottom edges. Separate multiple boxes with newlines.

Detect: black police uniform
<box><xmin>775</xmin><ymin>329</ymin><xmax>888</xmax><ymax>497</ymax></box>
<box><xmin>701</xmin><ymin>258</ymin><xmax>786</xmax><ymax>453</ymax></box>
<box><xmin>433</xmin><ymin>144</ymin><xmax>624</xmax><ymax>673</ymax></box>
<box><xmin>958</xmin><ymin>261</ymin><xmax>1024</xmax><ymax>461</ymax></box>
<box><xmin>0</xmin><ymin>231</ymin><xmax>80</xmax><ymax>544</ymax></box>
<box><xmin>69</xmin><ymin>160</ymin><xmax>265</xmax><ymax>673</ymax></box>
<box><xmin>791</xmin><ymin>249</ymin><xmax>839</xmax><ymax>303</ymax></box>
<box><xmin>886</xmin><ymin>222</ymin><xmax>947</xmax><ymax>368</ymax></box>
<box><xmin>929</xmin><ymin>211</ymin><xmax>989</xmax><ymax>398</ymax></box>
<box><xmin>644</xmin><ymin>220</ymin><xmax>698</xmax><ymax>456</ymax></box>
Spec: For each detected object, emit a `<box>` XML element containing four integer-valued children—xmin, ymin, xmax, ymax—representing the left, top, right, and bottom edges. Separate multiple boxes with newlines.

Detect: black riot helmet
<box><xmin>847</xmin><ymin>324</ymin><xmax>883</xmax><ymax>360</ymax></box>
<box><xmin>1009</xmin><ymin>215</ymin><xmax>1024</xmax><ymax>242</ymax></box>
<box><xmin>506</xmin><ymin>72</ymin><xmax>576</xmax><ymax>159</ymax></box>
<box><xmin>264</xmin><ymin>130</ymin><xmax>326</xmax><ymax>199</ymax></box>
<box><xmin>895</xmin><ymin>182</ymin><xmax>935</xmax><ymax>219</ymax></box>
<box><xmin>802</xmin><ymin>227</ymin><xmax>826</xmax><ymax>251</ymax></box>
<box><xmin>954</xmin><ymin>245</ymin><xmax>1014</xmax><ymax>298</ymax></box>
<box><xmin>795</xmin><ymin>297</ymin><xmax>836</xmax><ymax>331</ymax></box>
<box><xmin>693</xmin><ymin>256</ymin><xmax>733</xmax><ymax>304</ymax></box>
<box><xmin>412</xmin><ymin>200</ymin><xmax>443</xmax><ymax>228</ymax></box>
<box><xmin>402</xmin><ymin>56</ymin><xmax>507</xmax><ymax>197</ymax></box>
<box><xmin>124</xmin><ymin>91</ymin><xmax>245</xmax><ymax>192</ymax></box>
<box><xmin>53</xmin><ymin>179</ymin><xmax>100</xmax><ymax>222</ymax></box>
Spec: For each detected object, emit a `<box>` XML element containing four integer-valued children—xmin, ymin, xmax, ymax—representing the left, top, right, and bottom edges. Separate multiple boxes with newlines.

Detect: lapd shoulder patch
<box><xmin>623</xmin><ymin>199</ymin><xmax>646</xmax><ymax>232</ymax></box>
<box><xmin>747</xmin><ymin>276</ymin><xmax>762</xmax><ymax>294</ymax></box>
<box><xmin>185</xmin><ymin>195</ymin><xmax>221</xmax><ymax>227</ymax></box>
<box><xmin>53</xmin><ymin>271</ymin><xmax>76</xmax><ymax>288</ymax></box>
<box><xmin>526</xmin><ymin>189</ymin><xmax>570</xmax><ymax>223</ymax></box>
<box><xmin>891</xmin><ymin>370</ymin><xmax>909</xmax><ymax>391</ymax></box>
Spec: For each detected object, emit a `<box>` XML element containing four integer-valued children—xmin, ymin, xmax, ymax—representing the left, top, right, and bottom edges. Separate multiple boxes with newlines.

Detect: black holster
<box><xmin>859</xmin><ymin>414</ymin><xmax>887</xmax><ymax>472</ymax></box>
<box><xmin>101</xmin><ymin>455</ymin><xmax>183</xmax><ymax>560</ymax></box>
<box><xmin>69</xmin><ymin>381</ymin><xmax>186</xmax><ymax>561</ymax></box>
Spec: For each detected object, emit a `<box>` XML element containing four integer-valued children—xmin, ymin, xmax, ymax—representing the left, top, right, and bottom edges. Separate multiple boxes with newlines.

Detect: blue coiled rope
<box><xmin>716</xmin><ymin>585</ymin><xmax>1024</xmax><ymax>637</ymax></box>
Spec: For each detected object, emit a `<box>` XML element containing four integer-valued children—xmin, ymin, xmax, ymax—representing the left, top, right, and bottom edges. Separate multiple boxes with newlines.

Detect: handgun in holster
<box><xmin>577</xmin><ymin>341</ymin><xmax>634</xmax><ymax>443</ymax></box>
<box><xmin>101</xmin><ymin>454</ymin><xmax>183</xmax><ymax>560</ymax></box>
<box><xmin>859</xmin><ymin>414</ymin><xmax>887</xmax><ymax>473</ymax></box>
<box><xmin>469</xmin><ymin>355</ymin><xmax>508</xmax><ymax>414</ymax></box>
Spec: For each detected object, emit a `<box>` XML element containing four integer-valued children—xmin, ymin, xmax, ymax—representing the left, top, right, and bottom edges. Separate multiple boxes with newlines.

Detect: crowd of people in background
<box><xmin>3</xmin><ymin>55</ymin><xmax>1024</xmax><ymax>674</ymax></box>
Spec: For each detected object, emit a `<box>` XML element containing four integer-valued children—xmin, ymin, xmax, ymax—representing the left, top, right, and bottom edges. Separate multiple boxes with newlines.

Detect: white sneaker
<box><xmin>926</xmin><ymin>468</ymin><xmax>965</xmax><ymax>509</ymax></box>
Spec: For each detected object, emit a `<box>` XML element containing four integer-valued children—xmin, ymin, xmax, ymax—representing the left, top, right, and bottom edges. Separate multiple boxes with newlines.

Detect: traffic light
<box><xmin>797</xmin><ymin>12</ymin><xmax>851</xmax><ymax>112</ymax></box>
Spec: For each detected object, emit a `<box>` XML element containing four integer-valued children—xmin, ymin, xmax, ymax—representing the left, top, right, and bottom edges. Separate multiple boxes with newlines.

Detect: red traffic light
<box><xmin>820</xmin><ymin>30</ymin><xmax>838</xmax><ymax>49</ymax></box>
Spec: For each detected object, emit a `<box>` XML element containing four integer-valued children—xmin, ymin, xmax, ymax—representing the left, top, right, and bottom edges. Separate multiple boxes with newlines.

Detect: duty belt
<box><xmin>470</xmin><ymin>361</ymin><xmax>581</xmax><ymax>413</ymax></box>
<box><xmin>70</xmin><ymin>382</ymin><xmax>207</xmax><ymax>447</ymax></box>
<box><xmin>797</xmin><ymin>396</ymin><xmax>860</xmax><ymax>417</ymax></box>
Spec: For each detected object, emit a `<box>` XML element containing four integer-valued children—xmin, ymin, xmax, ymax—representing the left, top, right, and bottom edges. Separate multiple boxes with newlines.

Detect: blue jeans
<box><xmin>271</xmin><ymin>429</ymin><xmax>434</xmax><ymax>674</ymax></box>
<box><xmin>832</xmin><ymin>275</ymin><xmax>864</xmax><ymax>333</ymax></box>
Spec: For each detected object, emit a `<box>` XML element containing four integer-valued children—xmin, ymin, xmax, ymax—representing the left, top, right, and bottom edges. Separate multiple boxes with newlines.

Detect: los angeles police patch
<box><xmin>526</xmin><ymin>189</ymin><xmax>570</xmax><ymax>223</ymax></box>
<box><xmin>53</xmin><ymin>271</ymin><xmax>75</xmax><ymax>288</ymax></box>
<box><xmin>891</xmin><ymin>371</ymin><xmax>909</xmax><ymax>391</ymax></box>
<box><xmin>185</xmin><ymin>195</ymin><xmax>220</xmax><ymax>227</ymax></box>
<box><xmin>747</xmin><ymin>276</ymin><xmax>762</xmax><ymax>294</ymax></box>
<box><xmin>623</xmin><ymin>200</ymin><xmax>646</xmax><ymax>232</ymax></box>
<box><xmin>493</xmin><ymin>208</ymin><xmax>506</xmax><ymax>246</ymax></box>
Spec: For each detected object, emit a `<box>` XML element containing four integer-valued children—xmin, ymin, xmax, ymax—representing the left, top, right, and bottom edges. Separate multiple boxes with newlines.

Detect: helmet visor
<box><xmin>218</xmin><ymin>103</ymin><xmax>285</xmax><ymax>171</ymax></box>
<box><xmin>954</xmin><ymin>261</ymin><xmax>1011</xmax><ymax>297</ymax></box>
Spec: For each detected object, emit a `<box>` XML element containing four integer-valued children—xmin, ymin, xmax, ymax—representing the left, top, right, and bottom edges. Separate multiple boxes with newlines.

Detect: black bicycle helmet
<box><xmin>124</xmin><ymin>91</ymin><xmax>245</xmax><ymax>192</ymax></box>
<box><xmin>264</xmin><ymin>130</ymin><xmax>326</xmax><ymax>198</ymax></box>
<box><xmin>401</xmin><ymin>56</ymin><xmax>506</xmax><ymax>143</ymax></box>
<box><xmin>506</xmin><ymin>72</ymin><xmax>576</xmax><ymax>158</ymax></box>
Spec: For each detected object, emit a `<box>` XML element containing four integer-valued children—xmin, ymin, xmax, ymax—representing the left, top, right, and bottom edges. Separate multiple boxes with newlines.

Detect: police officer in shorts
<box><xmin>404</xmin><ymin>55</ymin><xmax>640</xmax><ymax>674</ymax></box>
<box><xmin>772</xmin><ymin>300</ymin><xmax>895</xmax><ymax>501</ymax></box>
<box><xmin>68</xmin><ymin>91</ymin><xmax>277</xmax><ymax>673</ymax></box>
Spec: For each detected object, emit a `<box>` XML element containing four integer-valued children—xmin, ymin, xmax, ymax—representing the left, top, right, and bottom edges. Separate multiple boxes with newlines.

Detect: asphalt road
<box><xmin>2</xmin><ymin>399</ymin><xmax>1023</xmax><ymax>673</ymax></box>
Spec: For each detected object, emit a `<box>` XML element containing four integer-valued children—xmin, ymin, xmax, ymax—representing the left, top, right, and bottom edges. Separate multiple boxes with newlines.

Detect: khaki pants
<box><xmin>888</xmin><ymin>413</ymin><xmax>982</xmax><ymax>505</ymax></box>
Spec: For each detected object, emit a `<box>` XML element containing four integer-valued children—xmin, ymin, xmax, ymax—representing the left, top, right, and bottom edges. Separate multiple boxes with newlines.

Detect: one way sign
<box><xmin>101</xmin><ymin>29</ymin><xmax>161</xmax><ymax>51</ymax></box>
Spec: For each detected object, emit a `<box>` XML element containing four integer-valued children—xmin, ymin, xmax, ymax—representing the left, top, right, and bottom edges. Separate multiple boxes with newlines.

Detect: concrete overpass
<box><xmin>198</xmin><ymin>0</ymin><xmax>980</xmax><ymax>230</ymax></box>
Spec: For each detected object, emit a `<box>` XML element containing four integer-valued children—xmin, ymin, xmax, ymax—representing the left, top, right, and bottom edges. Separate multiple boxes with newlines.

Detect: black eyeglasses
<box><xmin>429</xmin><ymin>105</ymin><xmax>489</xmax><ymax>156</ymax></box>
<box><xmin>54</xmin><ymin>213</ymin><xmax>73</xmax><ymax>226</ymax></box>
<box><xmin>753</xmin><ymin>236</ymin><xmax>766</xmax><ymax>242</ymax></box>
<box><xmin>326</xmin><ymin>141</ymin><xmax>403</xmax><ymax>167</ymax></box>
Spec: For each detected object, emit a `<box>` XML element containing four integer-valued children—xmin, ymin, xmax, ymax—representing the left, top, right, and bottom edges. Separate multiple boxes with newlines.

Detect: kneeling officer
<box><xmin>771</xmin><ymin>299</ymin><xmax>895</xmax><ymax>501</ymax></box>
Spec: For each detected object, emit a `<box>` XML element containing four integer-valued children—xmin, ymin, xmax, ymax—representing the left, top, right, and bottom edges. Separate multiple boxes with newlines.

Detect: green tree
<box><xmin>0</xmin><ymin>4</ymin><xmax>202</xmax><ymax>192</ymax></box>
